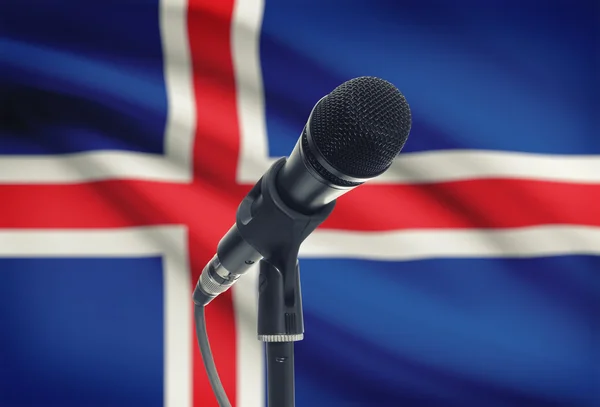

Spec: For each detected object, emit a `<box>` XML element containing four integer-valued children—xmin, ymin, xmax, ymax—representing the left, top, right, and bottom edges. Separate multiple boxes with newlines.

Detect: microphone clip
<box><xmin>236</xmin><ymin>157</ymin><xmax>335</xmax><ymax>341</ymax></box>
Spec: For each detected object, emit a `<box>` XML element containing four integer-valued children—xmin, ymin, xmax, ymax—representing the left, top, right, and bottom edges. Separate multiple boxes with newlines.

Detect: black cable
<box><xmin>194</xmin><ymin>304</ymin><xmax>232</xmax><ymax>407</ymax></box>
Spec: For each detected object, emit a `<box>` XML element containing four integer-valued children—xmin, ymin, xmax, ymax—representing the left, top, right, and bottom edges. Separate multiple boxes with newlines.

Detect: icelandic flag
<box><xmin>0</xmin><ymin>1</ymin><xmax>598</xmax><ymax>407</ymax></box>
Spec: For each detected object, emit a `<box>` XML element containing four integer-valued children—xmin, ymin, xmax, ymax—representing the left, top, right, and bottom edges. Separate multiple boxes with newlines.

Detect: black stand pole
<box><xmin>257</xmin><ymin>258</ymin><xmax>304</xmax><ymax>407</ymax></box>
<box><xmin>266</xmin><ymin>342</ymin><xmax>295</xmax><ymax>406</ymax></box>
<box><xmin>232</xmin><ymin>158</ymin><xmax>335</xmax><ymax>407</ymax></box>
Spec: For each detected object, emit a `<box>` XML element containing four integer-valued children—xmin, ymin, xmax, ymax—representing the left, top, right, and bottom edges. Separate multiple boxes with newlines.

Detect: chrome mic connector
<box><xmin>193</xmin><ymin>255</ymin><xmax>240</xmax><ymax>306</ymax></box>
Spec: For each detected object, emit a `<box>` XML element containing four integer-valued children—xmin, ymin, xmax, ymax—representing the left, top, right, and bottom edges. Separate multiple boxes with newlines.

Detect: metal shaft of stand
<box><xmin>266</xmin><ymin>342</ymin><xmax>295</xmax><ymax>407</ymax></box>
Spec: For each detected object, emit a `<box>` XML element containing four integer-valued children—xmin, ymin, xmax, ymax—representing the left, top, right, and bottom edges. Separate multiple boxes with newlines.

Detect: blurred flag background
<box><xmin>0</xmin><ymin>0</ymin><xmax>598</xmax><ymax>406</ymax></box>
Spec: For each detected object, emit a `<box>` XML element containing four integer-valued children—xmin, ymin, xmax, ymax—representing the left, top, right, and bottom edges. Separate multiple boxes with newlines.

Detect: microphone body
<box><xmin>194</xmin><ymin>156</ymin><xmax>335</xmax><ymax>307</ymax></box>
<box><xmin>193</xmin><ymin>76</ymin><xmax>412</xmax><ymax>306</ymax></box>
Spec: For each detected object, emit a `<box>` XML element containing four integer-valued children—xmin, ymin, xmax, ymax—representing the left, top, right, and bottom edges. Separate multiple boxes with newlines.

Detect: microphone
<box><xmin>193</xmin><ymin>76</ymin><xmax>412</xmax><ymax>306</ymax></box>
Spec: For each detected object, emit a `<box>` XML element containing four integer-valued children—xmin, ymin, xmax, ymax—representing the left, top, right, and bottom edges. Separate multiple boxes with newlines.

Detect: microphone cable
<box><xmin>194</xmin><ymin>304</ymin><xmax>232</xmax><ymax>407</ymax></box>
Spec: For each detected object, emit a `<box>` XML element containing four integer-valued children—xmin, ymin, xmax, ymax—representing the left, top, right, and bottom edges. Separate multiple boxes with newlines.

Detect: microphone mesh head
<box><xmin>310</xmin><ymin>76</ymin><xmax>412</xmax><ymax>179</ymax></box>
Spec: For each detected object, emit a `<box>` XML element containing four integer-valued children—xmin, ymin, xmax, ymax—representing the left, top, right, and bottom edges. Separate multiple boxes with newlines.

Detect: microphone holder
<box><xmin>235</xmin><ymin>158</ymin><xmax>335</xmax><ymax>407</ymax></box>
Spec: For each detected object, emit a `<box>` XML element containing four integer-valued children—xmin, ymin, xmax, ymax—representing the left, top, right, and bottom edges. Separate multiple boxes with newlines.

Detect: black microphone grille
<box><xmin>309</xmin><ymin>76</ymin><xmax>412</xmax><ymax>179</ymax></box>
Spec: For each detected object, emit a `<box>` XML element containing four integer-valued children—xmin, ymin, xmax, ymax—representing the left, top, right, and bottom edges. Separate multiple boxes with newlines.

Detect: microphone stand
<box><xmin>234</xmin><ymin>158</ymin><xmax>335</xmax><ymax>407</ymax></box>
